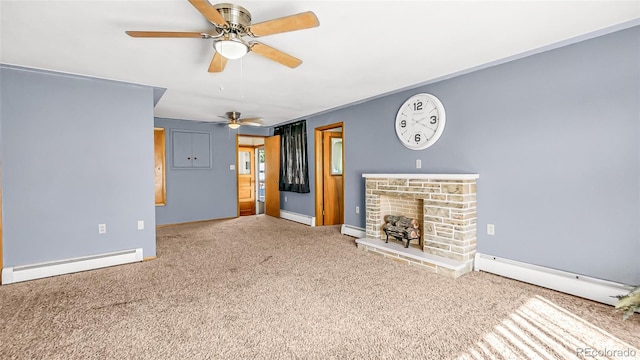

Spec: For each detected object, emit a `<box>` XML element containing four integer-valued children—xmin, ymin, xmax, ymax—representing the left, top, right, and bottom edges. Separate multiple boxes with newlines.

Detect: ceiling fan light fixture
<box><xmin>228</xmin><ymin>122</ymin><xmax>241</xmax><ymax>129</ymax></box>
<box><xmin>214</xmin><ymin>34</ymin><xmax>248</xmax><ymax>60</ymax></box>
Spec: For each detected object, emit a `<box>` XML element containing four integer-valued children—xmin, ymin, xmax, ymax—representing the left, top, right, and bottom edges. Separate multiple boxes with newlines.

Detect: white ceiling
<box><xmin>1</xmin><ymin>1</ymin><xmax>638</xmax><ymax>127</ymax></box>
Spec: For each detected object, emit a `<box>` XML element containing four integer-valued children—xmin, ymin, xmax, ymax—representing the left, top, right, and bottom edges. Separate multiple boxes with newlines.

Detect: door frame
<box><xmin>236</xmin><ymin>134</ymin><xmax>267</xmax><ymax>217</ymax></box>
<box><xmin>254</xmin><ymin>145</ymin><xmax>265</xmax><ymax>215</ymax></box>
<box><xmin>237</xmin><ymin>145</ymin><xmax>257</xmax><ymax>216</ymax></box>
<box><xmin>314</xmin><ymin>122</ymin><xmax>344</xmax><ymax>226</ymax></box>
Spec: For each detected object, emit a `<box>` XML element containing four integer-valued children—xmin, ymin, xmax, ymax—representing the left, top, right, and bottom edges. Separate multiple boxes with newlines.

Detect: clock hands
<box><xmin>411</xmin><ymin>116</ymin><xmax>437</xmax><ymax>132</ymax></box>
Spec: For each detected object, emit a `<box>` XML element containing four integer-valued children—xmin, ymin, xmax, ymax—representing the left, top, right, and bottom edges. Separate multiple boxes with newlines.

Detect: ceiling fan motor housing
<box><xmin>226</xmin><ymin>111</ymin><xmax>242</xmax><ymax>120</ymax></box>
<box><xmin>214</xmin><ymin>3</ymin><xmax>252</xmax><ymax>35</ymax></box>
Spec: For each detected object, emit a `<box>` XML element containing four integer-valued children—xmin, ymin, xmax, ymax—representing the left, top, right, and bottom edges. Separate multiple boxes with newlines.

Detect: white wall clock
<box><xmin>395</xmin><ymin>93</ymin><xmax>446</xmax><ymax>150</ymax></box>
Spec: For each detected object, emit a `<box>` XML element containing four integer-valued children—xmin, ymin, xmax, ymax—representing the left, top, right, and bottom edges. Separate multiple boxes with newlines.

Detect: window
<box><xmin>258</xmin><ymin>148</ymin><xmax>265</xmax><ymax>201</ymax></box>
<box><xmin>330</xmin><ymin>137</ymin><xmax>342</xmax><ymax>175</ymax></box>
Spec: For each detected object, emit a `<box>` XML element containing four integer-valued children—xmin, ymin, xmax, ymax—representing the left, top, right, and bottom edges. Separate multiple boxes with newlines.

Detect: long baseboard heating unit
<box><xmin>474</xmin><ymin>253</ymin><xmax>633</xmax><ymax>306</ymax></box>
<box><xmin>2</xmin><ymin>248</ymin><xmax>143</xmax><ymax>285</ymax></box>
<box><xmin>280</xmin><ymin>210</ymin><xmax>315</xmax><ymax>227</ymax></box>
<box><xmin>341</xmin><ymin>224</ymin><xmax>366</xmax><ymax>238</ymax></box>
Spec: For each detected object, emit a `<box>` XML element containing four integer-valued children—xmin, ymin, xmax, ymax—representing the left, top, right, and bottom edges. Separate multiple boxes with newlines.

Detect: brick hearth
<box><xmin>356</xmin><ymin>173</ymin><xmax>479</xmax><ymax>278</ymax></box>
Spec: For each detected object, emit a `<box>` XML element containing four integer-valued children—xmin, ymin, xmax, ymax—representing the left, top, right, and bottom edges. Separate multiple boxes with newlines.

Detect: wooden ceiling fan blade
<box><xmin>126</xmin><ymin>31</ymin><xmax>205</xmax><ymax>38</ymax></box>
<box><xmin>242</xmin><ymin>122</ymin><xmax>263</xmax><ymax>127</ymax></box>
<box><xmin>250</xmin><ymin>42</ymin><xmax>302</xmax><ymax>68</ymax></box>
<box><xmin>240</xmin><ymin>118</ymin><xmax>264</xmax><ymax>126</ymax></box>
<box><xmin>208</xmin><ymin>52</ymin><xmax>228</xmax><ymax>73</ymax></box>
<box><xmin>249</xmin><ymin>11</ymin><xmax>319</xmax><ymax>37</ymax></box>
<box><xmin>188</xmin><ymin>0</ymin><xmax>228</xmax><ymax>27</ymax></box>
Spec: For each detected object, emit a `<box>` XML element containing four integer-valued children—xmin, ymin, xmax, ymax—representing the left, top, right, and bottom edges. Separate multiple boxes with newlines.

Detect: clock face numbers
<box><xmin>395</xmin><ymin>93</ymin><xmax>445</xmax><ymax>150</ymax></box>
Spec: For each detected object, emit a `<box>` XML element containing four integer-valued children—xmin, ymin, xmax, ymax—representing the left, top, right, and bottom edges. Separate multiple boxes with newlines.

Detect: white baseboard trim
<box><xmin>341</xmin><ymin>224</ymin><xmax>366</xmax><ymax>238</ymax></box>
<box><xmin>2</xmin><ymin>248</ymin><xmax>143</xmax><ymax>285</ymax></box>
<box><xmin>280</xmin><ymin>210</ymin><xmax>316</xmax><ymax>227</ymax></box>
<box><xmin>474</xmin><ymin>253</ymin><xmax>633</xmax><ymax>306</ymax></box>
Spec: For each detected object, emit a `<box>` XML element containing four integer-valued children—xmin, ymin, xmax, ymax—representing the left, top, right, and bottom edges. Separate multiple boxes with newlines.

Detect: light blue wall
<box><xmin>154</xmin><ymin>118</ymin><xmax>242</xmax><ymax>225</ymax></box>
<box><xmin>281</xmin><ymin>26</ymin><xmax>640</xmax><ymax>284</ymax></box>
<box><xmin>0</xmin><ymin>65</ymin><xmax>157</xmax><ymax>266</ymax></box>
<box><xmin>238</xmin><ymin>126</ymin><xmax>269</xmax><ymax>137</ymax></box>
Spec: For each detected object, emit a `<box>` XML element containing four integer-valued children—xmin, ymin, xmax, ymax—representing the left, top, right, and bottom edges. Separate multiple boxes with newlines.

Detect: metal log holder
<box><xmin>382</xmin><ymin>215</ymin><xmax>421</xmax><ymax>248</ymax></box>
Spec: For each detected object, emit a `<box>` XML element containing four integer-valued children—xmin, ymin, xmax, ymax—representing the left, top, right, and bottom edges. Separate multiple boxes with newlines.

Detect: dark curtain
<box><xmin>273</xmin><ymin>120</ymin><xmax>310</xmax><ymax>193</ymax></box>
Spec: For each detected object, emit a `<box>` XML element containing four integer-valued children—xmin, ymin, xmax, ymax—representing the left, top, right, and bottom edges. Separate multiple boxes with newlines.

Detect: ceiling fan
<box><xmin>215</xmin><ymin>111</ymin><xmax>264</xmax><ymax>129</ymax></box>
<box><xmin>126</xmin><ymin>0</ymin><xmax>319</xmax><ymax>73</ymax></box>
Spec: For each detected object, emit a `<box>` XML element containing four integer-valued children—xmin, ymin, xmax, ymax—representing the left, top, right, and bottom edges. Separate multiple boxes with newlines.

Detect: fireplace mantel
<box><xmin>362</xmin><ymin>173</ymin><xmax>479</xmax><ymax>180</ymax></box>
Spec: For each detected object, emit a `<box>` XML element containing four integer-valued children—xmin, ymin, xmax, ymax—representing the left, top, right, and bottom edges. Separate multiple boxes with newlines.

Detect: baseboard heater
<box><xmin>2</xmin><ymin>248</ymin><xmax>143</xmax><ymax>285</ymax></box>
<box><xmin>474</xmin><ymin>253</ymin><xmax>633</xmax><ymax>307</ymax></box>
<box><xmin>280</xmin><ymin>210</ymin><xmax>316</xmax><ymax>227</ymax></box>
<box><xmin>341</xmin><ymin>224</ymin><xmax>366</xmax><ymax>238</ymax></box>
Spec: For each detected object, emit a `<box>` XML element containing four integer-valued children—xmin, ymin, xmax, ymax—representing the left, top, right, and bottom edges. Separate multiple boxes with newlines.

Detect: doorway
<box><xmin>237</xmin><ymin>135</ymin><xmax>269</xmax><ymax>217</ymax></box>
<box><xmin>237</xmin><ymin>145</ymin><xmax>256</xmax><ymax>216</ymax></box>
<box><xmin>314</xmin><ymin>123</ymin><xmax>344</xmax><ymax>225</ymax></box>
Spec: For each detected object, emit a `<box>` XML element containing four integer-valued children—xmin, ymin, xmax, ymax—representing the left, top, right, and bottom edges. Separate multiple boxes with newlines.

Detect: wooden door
<box><xmin>265</xmin><ymin>135</ymin><xmax>280</xmax><ymax>218</ymax></box>
<box><xmin>323</xmin><ymin>131</ymin><xmax>343</xmax><ymax>225</ymax></box>
<box><xmin>191</xmin><ymin>132</ymin><xmax>211</xmax><ymax>168</ymax></box>
<box><xmin>238</xmin><ymin>146</ymin><xmax>255</xmax><ymax>216</ymax></box>
<box><xmin>154</xmin><ymin>128</ymin><xmax>166</xmax><ymax>206</ymax></box>
<box><xmin>172</xmin><ymin>131</ymin><xmax>193</xmax><ymax>168</ymax></box>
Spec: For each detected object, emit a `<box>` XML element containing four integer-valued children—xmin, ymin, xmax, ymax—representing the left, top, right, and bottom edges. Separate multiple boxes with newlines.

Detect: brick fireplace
<box><xmin>356</xmin><ymin>174</ymin><xmax>479</xmax><ymax>278</ymax></box>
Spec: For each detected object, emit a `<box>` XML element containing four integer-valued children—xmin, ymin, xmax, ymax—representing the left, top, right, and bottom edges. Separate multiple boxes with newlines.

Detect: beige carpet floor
<box><xmin>1</xmin><ymin>215</ymin><xmax>638</xmax><ymax>359</ymax></box>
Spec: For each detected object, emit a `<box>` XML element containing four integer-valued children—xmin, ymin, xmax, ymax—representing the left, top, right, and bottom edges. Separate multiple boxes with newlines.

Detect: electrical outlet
<box><xmin>137</xmin><ymin>220</ymin><xmax>144</xmax><ymax>230</ymax></box>
<box><xmin>284</xmin><ymin>196</ymin><xmax>287</xmax><ymax>202</ymax></box>
<box><xmin>356</xmin><ymin>206</ymin><xmax>360</xmax><ymax>214</ymax></box>
<box><xmin>487</xmin><ymin>224</ymin><xmax>495</xmax><ymax>236</ymax></box>
<box><xmin>98</xmin><ymin>223</ymin><xmax>106</xmax><ymax>234</ymax></box>
<box><xmin>416</xmin><ymin>159</ymin><xmax>422</xmax><ymax>169</ymax></box>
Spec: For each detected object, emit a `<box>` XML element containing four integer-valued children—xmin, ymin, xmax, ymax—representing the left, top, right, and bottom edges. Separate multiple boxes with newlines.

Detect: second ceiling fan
<box><xmin>215</xmin><ymin>111</ymin><xmax>264</xmax><ymax>129</ymax></box>
<box><xmin>126</xmin><ymin>0</ymin><xmax>319</xmax><ymax>73</ymax></box>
